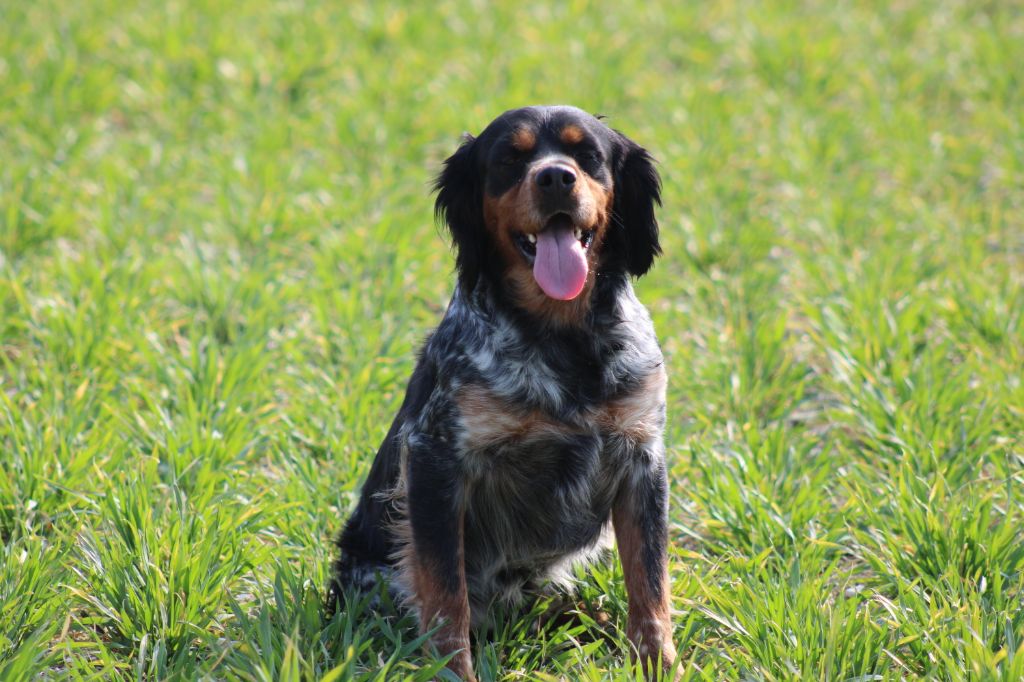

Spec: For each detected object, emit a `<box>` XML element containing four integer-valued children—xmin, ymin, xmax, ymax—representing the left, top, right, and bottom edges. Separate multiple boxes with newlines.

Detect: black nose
<box><xmin>535</xmin><ymin>164</ymin><xmax>576</xmax><ymax>196</ymax></box>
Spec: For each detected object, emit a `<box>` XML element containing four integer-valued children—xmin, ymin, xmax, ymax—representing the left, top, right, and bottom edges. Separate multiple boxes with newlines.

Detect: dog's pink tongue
<box><xmin>533</xmin><ymin>226</ymin><xmax>589</xmax><ymax>300</ymax></box>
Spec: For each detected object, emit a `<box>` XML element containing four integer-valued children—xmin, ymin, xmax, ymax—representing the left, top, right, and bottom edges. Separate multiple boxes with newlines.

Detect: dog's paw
<box><xmin>441</xmin><ymin>647</ymin><xmax>476</xmax><ymax>682</ymax></box>
<box><xmin>629</xmin><ymin>617</ymin><xmax>678</xmax><ymax>680</ymax></box>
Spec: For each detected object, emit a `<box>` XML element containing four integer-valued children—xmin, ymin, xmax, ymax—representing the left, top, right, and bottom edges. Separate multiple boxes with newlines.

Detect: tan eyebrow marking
<box><xmin>559</xmin><ymin>124</ymin><xmax>585</xmax><ymax>145</ymax></box>
<box><xmin>511</xmin><ymin>128</ymin><xmax>536</xmax><ymax>152</ymax></box>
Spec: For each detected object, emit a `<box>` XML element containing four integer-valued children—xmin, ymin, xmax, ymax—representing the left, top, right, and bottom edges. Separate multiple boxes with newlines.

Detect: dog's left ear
<box><xmin>608</xmin><ymin>133</ymin><xmax>662</xmax><ymax>277</ymax></box>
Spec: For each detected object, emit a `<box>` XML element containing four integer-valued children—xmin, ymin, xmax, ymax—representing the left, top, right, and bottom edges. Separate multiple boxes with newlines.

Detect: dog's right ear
<box><xmin>434</xmin><ymin>134</ymin><xmax>484</xmax><ymax>293</ymax></box>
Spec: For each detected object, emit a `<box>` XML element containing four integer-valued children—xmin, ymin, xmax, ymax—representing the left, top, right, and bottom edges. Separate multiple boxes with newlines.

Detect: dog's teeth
<box><xmin>574</xmin><ymin>227</ymin><xmax>582</xmax><ymax>240</ymax></box>
<box><xmin>526</xmin><ymin>233</ymin><xmax>536</xmax><ymax>244</ymax></box>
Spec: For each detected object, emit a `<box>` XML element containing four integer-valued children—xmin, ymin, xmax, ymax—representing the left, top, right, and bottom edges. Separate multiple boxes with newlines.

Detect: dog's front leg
<box><xmin>405</xmin><ymin>438</ymin><xmax>475</xmax><ymax>681</ymax></box>
<box><xmin>613</xmin><ymin>453</ymin><xmax>677</xmax><ymax>679</ymax></box>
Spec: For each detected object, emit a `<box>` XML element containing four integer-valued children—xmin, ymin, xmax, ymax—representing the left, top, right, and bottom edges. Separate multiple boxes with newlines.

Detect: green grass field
<box><xmin>2</xmin><ymin>0</ymin><xmax>1022</xmax><ymax>679</ymax></box>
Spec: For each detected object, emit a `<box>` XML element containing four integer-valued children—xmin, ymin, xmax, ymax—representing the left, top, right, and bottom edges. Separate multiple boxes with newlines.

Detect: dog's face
<box><xmin>435</xmin><ymin>106</ymin><xmax>661</xmax><ymax>320</ymax></box>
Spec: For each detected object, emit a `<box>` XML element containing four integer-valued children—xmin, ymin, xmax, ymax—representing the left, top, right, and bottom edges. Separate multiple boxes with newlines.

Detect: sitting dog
<box><xmin>330</xmin><ymin>105</ymin><xmax>676</xmax><ymax>680</ymax></box>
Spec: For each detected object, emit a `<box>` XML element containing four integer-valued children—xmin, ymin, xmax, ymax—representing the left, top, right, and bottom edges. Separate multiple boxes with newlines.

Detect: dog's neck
<box><xmin>464</xmin><ymin>269</ymin><xmax>631</xmax><ymax>334</ymax></box>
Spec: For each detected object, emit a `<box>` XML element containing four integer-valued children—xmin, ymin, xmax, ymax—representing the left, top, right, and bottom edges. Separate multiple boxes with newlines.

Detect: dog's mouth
<box><xmin>513</xmin><ymin>215</ymin><xmax>596</xmax><ymax>262</ymax></box>
<box><xmin>513</xmin><ymin>214</ymin><xmax>595</xmax><ymax>301</ymax></box>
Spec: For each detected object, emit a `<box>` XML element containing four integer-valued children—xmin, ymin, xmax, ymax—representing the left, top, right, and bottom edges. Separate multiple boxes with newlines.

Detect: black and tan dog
<box><xmin>329</xmin><ymin>105</ymin><xmax>675</xmax><ymax>680</ymax></box>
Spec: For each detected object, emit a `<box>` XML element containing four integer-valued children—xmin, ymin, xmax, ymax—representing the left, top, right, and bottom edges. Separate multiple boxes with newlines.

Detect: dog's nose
<box><xmin>535</xmin><ymin>164</ymin><xmax>576</xmax><ymax>197</ymax></box>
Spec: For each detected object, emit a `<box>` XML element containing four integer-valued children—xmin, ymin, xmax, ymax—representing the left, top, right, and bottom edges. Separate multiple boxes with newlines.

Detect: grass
<box><xmin>1</xmin><ymin>0</ymin><xmax>1021</xmax><ymax>678</ymax></box>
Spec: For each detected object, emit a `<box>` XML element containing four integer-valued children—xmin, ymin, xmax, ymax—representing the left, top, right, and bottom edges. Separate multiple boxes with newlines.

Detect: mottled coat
<box><xmin>331</xmin><ymin>106</ymin><xmax>676</xmax><ymax>681</ymax></box>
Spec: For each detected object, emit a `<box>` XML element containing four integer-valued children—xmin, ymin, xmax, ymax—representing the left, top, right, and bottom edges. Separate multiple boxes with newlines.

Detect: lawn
<box><xmin>1</xmin><ymin>0</ymin><xmax>1022</xmax><ymax>679</ymax></box>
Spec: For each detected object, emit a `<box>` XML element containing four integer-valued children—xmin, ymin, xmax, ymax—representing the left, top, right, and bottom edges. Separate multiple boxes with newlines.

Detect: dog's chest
<box><xmin>454</xmin><ymin>363</ymin><xmax>665</xmax><ymax>458</ymax></box>
<box><xmin>453</xmin><ymin>364</ymin><xmax>664</xmax><ymax>519</ymax></box>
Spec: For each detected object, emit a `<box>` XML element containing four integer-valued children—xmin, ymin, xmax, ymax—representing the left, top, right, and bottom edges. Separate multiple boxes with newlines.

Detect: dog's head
<box><xmin>435</xmin><ymin>106</ymin><xmax>661</xmax><ymax>320</ymax></box>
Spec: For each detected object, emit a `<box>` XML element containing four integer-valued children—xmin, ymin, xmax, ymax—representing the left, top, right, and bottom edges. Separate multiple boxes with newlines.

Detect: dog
<box><xmin>329</xmin><ymin>105</ymin><xmax>676</xmax><ymax>680</ymax></box>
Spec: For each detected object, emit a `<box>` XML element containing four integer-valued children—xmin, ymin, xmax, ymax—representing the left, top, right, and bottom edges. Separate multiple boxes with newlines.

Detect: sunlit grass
<box><xmin>1</xmin><ymin>0</ymin><xmax>1022</xmax><ymax>678</ymax></box>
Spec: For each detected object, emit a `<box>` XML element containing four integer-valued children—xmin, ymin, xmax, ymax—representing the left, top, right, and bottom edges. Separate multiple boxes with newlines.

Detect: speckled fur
<box><xmin>329</xmin><ymin>106</ymin><xmax>675</xmax><ymax>681</ymax></box>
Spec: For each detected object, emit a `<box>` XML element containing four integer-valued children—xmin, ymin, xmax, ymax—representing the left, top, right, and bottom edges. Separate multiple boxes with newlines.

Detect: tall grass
<box><xmin>1</xmin><ymin>0</ymin><xmax>1021</xmax><ymax>678</ymax></box>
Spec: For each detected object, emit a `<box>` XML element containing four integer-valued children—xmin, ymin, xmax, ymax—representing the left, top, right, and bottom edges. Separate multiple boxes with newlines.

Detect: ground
<box><xmin>1</xmin><ymin>0</ymin><xmax>1022</xmax><ymax>679</ymax></box>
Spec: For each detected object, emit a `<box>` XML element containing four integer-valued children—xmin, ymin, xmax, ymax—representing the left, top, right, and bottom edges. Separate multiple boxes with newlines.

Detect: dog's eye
<box><xmin>498</xmin><ymin>150</ymin><xmax>523</xmax><ymax>167</ymax></box>
<box><xmin>577</xmin><ymin>148</ymin><xmax>602</xmax><ymax>164</ymax></box>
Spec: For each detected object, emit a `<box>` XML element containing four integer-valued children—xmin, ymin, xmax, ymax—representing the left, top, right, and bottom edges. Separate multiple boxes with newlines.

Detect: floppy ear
<box><xmin>607</xmin><ymin>134</ymin><xmax>662</xmax><ymax>277</ymax></box>
<box><xmin>434</xmin><ymin>134</ymin><xmax>484</xmax><ymax>292</ymax></box>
